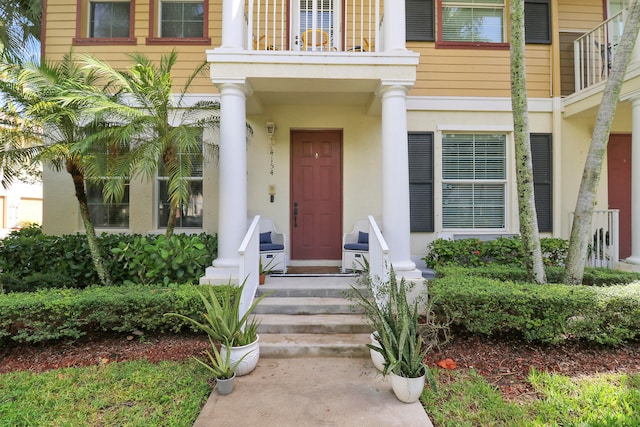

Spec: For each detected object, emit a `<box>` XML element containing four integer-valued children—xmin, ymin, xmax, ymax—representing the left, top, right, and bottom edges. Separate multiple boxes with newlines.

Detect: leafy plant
<box><xmin>195</xmin><ymin>337</ymin><xmax>253</xmax><ymax>380</ymax></box>
<box><xmin>423</xmin><ymin>237</ymin><xmax>569</xmax><ymax>268</ymax></box>
<box><xmin>259</xmin><ymin>256</ymin><xmax>277</xmax><ymax>275</ymax></box>
<box><xmin>351</xmin><ymin>271</ymin><xmax>437</xmax><ymax>390</ymax></box>
<box><xmin>165</xmin><ymin>280</ymin><xmax>270</xmax><ymax>347</ymax></box>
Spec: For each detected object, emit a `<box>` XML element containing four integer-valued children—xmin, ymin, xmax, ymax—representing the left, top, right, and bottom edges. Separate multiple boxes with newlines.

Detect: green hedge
<box><xmin>0</xmin><ymin>226</ymin><xmax>217</xmax><ymax>290</ymax></box>
<box><xmin>0</xmin><ymin>283</ymin><xmax>234</xmax><ymax>345</ymax></box>
<box><xmin>424</xmin><ymin>237</ymin><xmax>568</xmax><ymax>268</ymax></box>
<box><xmin>449</xmin><ymin>264</ymin><xmax>640</xmax><ymax>287</ymax></box>
<box><xmin>430</xmin><ymin>267</ymin><xmax>640</xmax><ymax>345</ymax></box>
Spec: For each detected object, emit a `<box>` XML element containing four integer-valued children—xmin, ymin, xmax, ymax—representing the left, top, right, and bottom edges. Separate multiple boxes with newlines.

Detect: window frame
<box><xmin>86</xmin><ymin>179</ymin><xmax>131</xmax><ymax>229</ymax></box>
<box><xmin>73</xmin><ymin>0</ymin><xmax>136</xmax><ymax>46</ymax></box>
<box><xmin>156</xmin><ymin>139</ymin><xmax>205</xmax><ymax>230</ymax></box>
<box><xmin>146</xmin><ymin>0</ymin><xmax>210</xmax><ymax>45</ymax></box>
<box><xmin>441</xmin><ymin>133</ymin><xmax>508</xmax><ymax>230</ymax></box>
<box><xmin>436</xmin><ymin>0</ymin><xmax>510</xmax><ymax>50</ymax></box>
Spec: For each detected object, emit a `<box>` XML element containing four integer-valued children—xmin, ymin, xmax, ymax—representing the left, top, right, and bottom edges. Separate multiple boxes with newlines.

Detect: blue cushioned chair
<box><xmin>342</xmin><ymin>219</ymin><xmax>370</xmax><ymax>273</ymax></box>
<box><xmin>258</xmin><ymin>218</ymin><xmax>287</xmax><ymax>273</ymax></box>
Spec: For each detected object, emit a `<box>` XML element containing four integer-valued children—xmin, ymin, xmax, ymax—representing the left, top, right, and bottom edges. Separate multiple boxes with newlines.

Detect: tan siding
<box><xmin>45</xmin><ymin>0</ymin><xmax>221</xmax><ymax>93</ymax></box>
<box><xmin>558</xmin><ymin>0</ymin><xmax>603</xmax><ymax>31</ymax></box>
<box><xmin>410</xmin><ymin>44</ymin><xmax>551</xmax><ymax>98</ymax></box>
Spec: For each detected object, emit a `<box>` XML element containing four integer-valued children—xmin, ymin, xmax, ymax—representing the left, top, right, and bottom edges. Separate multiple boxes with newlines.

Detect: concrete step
<box><xmin>253</xmin><ymin>313</ymin><xmax>369</xmax><ymax>334</ymax></box>
<box><xmin>253</xmin><ymin>297</ymin><xmax>363</xmax><ymax>315</ymax></box>
<box><xmin>259</xmin><ymin>333</ymin><xmax>370</xmax><ymax>358</ymax></box>
<box><xmin>257</xmin><ymin>276</ymin><xmax>365</xmax><ymax>298</ymax></box>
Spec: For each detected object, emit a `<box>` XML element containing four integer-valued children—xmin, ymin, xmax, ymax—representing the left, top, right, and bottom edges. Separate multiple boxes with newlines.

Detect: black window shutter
<box><xmin>531</xmin><ymin>133</ymin><xmax>552</xmax><ymax>232</ymax></box>
<box><xmin>408</xmin><ymin>132</ymin><xmax>434</xmax><ymax>232</ymax></box>
<box><xmin>525</xmin><ymin>0</ymin><xmax>551</xmax><ymax>44</ymax></box>
<box><xmin>406</xmin><ymin>0</ymin><xmax>435</xmax><ymax>42</ymax></box>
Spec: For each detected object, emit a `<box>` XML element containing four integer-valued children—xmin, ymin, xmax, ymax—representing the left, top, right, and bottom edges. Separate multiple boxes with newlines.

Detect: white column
<box><xmin>201</xmin><ymin>81</ymin><xmax>249</xmax><ymax>283</ymax></box>
<box><xmin>379</xmin><ymin>82</ymin><xmax>421</xmax><ymax>280</ymax></box>
<box><xmin>627</xmin><ymin>96</ymin><xmax>640</xmax><ymax>265</ymax></box>
<box><xmin>383</xmin><ymin>0</ymin><xmax>407</xmax><ymax>52</ymax></box>
<box><xmin>221</xmin><ymin>0</ymin><xmax>245</xmax><ymax>50</ymax></box>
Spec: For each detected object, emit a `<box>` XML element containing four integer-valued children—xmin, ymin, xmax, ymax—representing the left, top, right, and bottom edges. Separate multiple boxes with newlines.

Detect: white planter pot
<box><xmin>216</xmin><ymin>374</ymin><xmax>235</xmax><ymax>395</ymax></box>
<box><xmin>222</xmin><ymin>335</ymin><xmax>260</xmax><ymax>377</ymax></box>
<box><xmin>370</xmin><ymin>332</ymin><xmax>385</xmax><ymax>372</ymax></box>
<box><xmin>389</xmin><ymin>371</ymin><xmax>426</xmax><ymax>403</ymax></box>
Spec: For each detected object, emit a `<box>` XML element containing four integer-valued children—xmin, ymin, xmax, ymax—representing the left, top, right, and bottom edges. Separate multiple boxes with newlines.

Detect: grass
<box><xmin>422</xmin><ymin>369</ymin><xmax>640</xmax><ymax>427</ymax></box>
<box><xmin>0</xmin><ymin>359</ymin><xmax>211</xmax><ymax>427</ymax></box>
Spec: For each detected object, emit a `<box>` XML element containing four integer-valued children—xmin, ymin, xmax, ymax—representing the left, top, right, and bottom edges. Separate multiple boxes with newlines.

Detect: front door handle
<box><xmin>293</xmin><ymin>202</ymin><xmax>298</xmax><ymax>228</ymax></box>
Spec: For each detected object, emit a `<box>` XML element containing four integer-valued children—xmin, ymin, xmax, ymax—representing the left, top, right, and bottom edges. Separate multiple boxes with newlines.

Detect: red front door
<box><xmin>290</xmin><ymin>130</ymin><xmax>343</xmax><ymax>260</ymax></box>
<box><xmin>608</xmin><ymin>134</ymin><xmax>632</xmax><ymax>259</ymax></box>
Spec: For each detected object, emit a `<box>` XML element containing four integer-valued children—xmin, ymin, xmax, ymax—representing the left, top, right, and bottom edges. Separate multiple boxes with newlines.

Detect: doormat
<box><xmin>271</xmin><ymin>266</ymin><xmax>359</xmax><ymax>277</ymax></box>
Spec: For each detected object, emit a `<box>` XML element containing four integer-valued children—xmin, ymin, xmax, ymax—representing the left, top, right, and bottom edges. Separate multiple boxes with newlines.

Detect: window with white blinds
<box><xmin>442</xmin><ymin>133</ymin><xmax>506</xmax><ymax>229</ymax></box>
<box><xmin>157</xmin><ymin>136</ymin><xmax>204</xmax><ymax>229</ymax></box>
<box><xmin>441</xmin><ymin>0</ymin><xmax>505</xmax><ymax>43</ymax></box>
<box><xmin>87</xmin><ymin>180</ymin><xmax>130</xmax><ymax>228</ymax></box>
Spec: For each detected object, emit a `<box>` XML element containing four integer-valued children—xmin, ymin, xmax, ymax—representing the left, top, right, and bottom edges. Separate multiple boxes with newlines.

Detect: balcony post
<box><xmin>383</xmin><ymin>0</ymin><xmax>407</xmax><ymax>52</ymax></box>
<box><xmin>201</xmin><ymin>80</ymin><xmax>251</xmax><ymax>284</ymax></box>
<box><xmin>221</xmin><ymin>0</ymin><xmax>245</xmax><ymax>49</ymax></box>
<box><xmin>627</xmin><ymin>96</ymin><xmax>640</xmax><ymax>265</ymax></box>
<box><xmin>379</xmin><ymin>81</ymin><xmax>421</xmax><ymax>280</ymax></box>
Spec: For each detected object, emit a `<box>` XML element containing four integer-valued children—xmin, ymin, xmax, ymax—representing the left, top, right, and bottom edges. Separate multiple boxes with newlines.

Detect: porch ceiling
<box><xmin>207</xmin><ymin>50</ymin><xmax>420</xmax><ymax>114</ymax></box>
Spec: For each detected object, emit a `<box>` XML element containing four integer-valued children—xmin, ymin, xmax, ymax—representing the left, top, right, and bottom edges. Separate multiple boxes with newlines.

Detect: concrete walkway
<box><xmin>193</xmin><ymin>357</ymin><xmax>434</xmax><ymax>427</ymax></box>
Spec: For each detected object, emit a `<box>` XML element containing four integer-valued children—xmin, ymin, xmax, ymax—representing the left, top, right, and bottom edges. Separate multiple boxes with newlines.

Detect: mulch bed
<box><xmin>2</xmin><ymin>332</ymin><xmax>640</xmax><ymax>402</ymax></box>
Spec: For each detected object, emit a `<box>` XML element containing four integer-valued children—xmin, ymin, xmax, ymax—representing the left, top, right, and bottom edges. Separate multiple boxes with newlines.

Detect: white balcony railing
<box><xmin>247</xmin><ymin>0</ymin><xmax>382</xmax><ymax>52</ymax></box>
<box><xmin>574</xmin><ymin>10</ymin><xmax>626</xmax><ymax>92</ymax></box>
<box><xmin>570</xmin><ymin>210</ymin><xmax>620</xmax><ymax>269</ymax></box>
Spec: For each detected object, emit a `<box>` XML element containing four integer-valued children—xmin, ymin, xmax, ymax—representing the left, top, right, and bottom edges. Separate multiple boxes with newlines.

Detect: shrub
<box><xmin>450</xmin><ymin>265</ymin><xmax>640</xmax><ymax>287</ymax></box>
<box><xmin>111</xmin><ymin>234</ymin><xmax>217</xmax><ymax>285</ymax></box>
<box><xmin>423</xmin><ymin>237</ymin><xmax>568</xmax><ymax>268</ymax></box>
<box><xmin>0</xmin><ymin>231</ymin><xmax>217</xmax><ymax>288</ymax></box>
<box><xmin>0</xmin><ymin>283</ymin><xmax>234</xmax><ymax>345</ymax></box>
<box><xmin>429</xmin><ymin>267</ymin><xmax>640</xmax><ymax>345</ymax></box>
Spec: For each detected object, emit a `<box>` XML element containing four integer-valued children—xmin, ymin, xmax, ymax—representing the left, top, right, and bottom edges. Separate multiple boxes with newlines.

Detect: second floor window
<box><xmin>89</xmin><ymin>1</ymin><xmax>131</xmax><ymax>38</ymax></box>
<box><xmin>160</xmin><ymin>0</ymin><xmax>204</xmax><ymax>38</ymax></box>
<box><xmin>441</xmin><ymin>0</ymin><xmax>505</xmax><ymax>43</ymax></box>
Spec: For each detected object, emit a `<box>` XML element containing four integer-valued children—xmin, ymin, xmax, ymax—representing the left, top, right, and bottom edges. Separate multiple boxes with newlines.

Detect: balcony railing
<box><xmin>246</xmin><ymin>0</ymin><xmax>382</xmax><ymax>53</ymax></box>
<box><xmin>570</xmin><ymin>210</ymin><xmax>620</xmax><ymax>269</ymax></box>
<box><xmin>574</xmin><ymin>10</ymin><xmax>626</xmax><ymax>92</ymax></box>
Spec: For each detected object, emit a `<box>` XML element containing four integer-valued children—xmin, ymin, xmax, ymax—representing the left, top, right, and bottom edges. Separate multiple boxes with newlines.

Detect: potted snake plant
<box><xmin>351</xmin><ymin>270</ymin><xmax>437</xmax><ymax>403</ymax></box>
<box><xmin>166</xmin><ymin>279</ymin><xmax>270</xmax><ymax>376</ymax></box>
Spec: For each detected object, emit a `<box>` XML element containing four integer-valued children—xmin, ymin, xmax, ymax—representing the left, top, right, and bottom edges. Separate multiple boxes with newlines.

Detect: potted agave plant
<box><xmin>166</xmin><ymin>279</ymin><xmax>270</xmax><ymax>376</ymax></box>
<box><xmin>351</xmin><ymin>270</ymin><xmax>438</xmax><ymax>403</ymax></box>
<box><xmin>196</xmin><ymin>337</ymin><xmax>253</xmax><ymax>395</ymax></box>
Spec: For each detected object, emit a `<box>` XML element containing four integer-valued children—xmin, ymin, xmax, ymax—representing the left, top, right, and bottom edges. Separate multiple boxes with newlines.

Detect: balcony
<box><xmin>573</xmin><ymin>10</ymin><xmax>626</xmax><ymax>92</ymax></box>
<box><xmin>246</xmin><ymin>0</ymin><xmax>382</xmax><ymax>53</ymax></box>
<box><xmin>209</xmin><ymin>0</ymin><xmax>419</xmax><ymax>113</ymax></box>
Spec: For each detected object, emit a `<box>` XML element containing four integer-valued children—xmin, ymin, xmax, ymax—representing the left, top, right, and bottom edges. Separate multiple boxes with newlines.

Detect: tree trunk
<box><xmin>564</xmin><ymin>1</ymin><xmax>640</xmax><ymax>285</ymax></box>
<box><xmin>166</xmin><ymin>202</ymin><xmax>177</xmax><ymax>238</ymax></box>
<box><xmin>510</xmin><ymin>0</ymin><xmax>546</xmax><ymax>284</ymax></box>
<box><xmin>67</xmin><ymin>158</ymin><xmax>113</xmax><ymax>287</ymax></box>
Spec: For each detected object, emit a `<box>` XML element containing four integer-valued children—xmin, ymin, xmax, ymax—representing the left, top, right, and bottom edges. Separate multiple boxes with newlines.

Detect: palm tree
<box><xmin>0</xmin><ymin>52</ymin><xmax>119</xmax><ymax>286</ymax></box>
<box><xmin>79</xmin><ymin>50</ymin><xmax>221</xmax><ymax>237</ymax></box>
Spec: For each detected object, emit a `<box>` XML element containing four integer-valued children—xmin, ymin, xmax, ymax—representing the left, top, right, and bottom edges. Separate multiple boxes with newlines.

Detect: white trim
<box><xmin>407</xmin><ymin>96</ymin><xmax>553</xmax><ymax>112</ymax></box>
<box><xmin>437</xmin><ymin>124</ymin><xmax>514</xmax><ymax>132</ymax></box>
<box><xmin>206</xmin><ymin>50</ymin><xmax>420</xmax><ymax>66</ymax></box>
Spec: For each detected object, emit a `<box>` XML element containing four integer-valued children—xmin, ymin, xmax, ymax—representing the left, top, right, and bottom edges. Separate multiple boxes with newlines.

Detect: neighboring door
<box><xmin>291</xmin><ymin>0</ymin><xmax>341</xmax><ymax>51</ymax></box>
<box><xmin>290</xmin><ymin>130</ymin><xmax>342</xmax><ymax>260</ymax></box>
<box><xmin>608</xmin><ymin>134</ymin><xmax>632</xmax><ymax>259</ymax></box>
